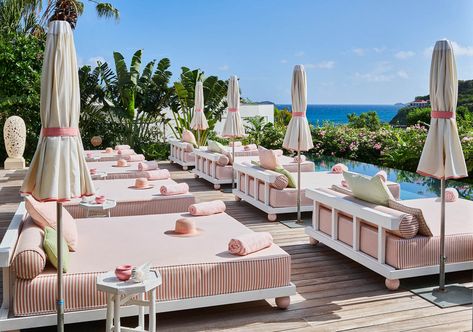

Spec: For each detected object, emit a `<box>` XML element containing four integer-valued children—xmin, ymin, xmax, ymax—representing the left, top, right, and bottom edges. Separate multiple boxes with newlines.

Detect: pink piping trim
<box><xmin>431</xmin><ymin>111</ymin><xmax>454</xmax><ymax>119</ymax></box>
<box><xmin>292</xmin><ymin>112</ymin><xmax>306</xmax><ymax>117</ymax></box>
<box><xmin>416</xmin><ymin>170</ymin><xmax>466</xmax><ymax>180</ymax></box>
<box><xmin>195</xmin><ymin>109</ymin><xmax>203</xmax><ymax>112</ymax></box>
<box><xmin>20</xmin><ymin>191</ymin><xmax>94</xmax><ymax>203</ymax></box>
<box><xmin>42</xmin><ymin>127</ymin><xmax>79</xmax><ymax>137</ymax></box>
<box><xmin>228</xmin><ymin>108</ymin><xmax>238</xmax><ymax>113</ymax></box>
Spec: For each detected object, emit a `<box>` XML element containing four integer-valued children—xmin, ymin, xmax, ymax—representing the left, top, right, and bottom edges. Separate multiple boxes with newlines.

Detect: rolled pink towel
<box><xmin>188</xmin><ymin>200</ymin><xmax>226</xmax><ymax>216</ymax></box>
<box><xmin>125</xmin><ymin>154</ymin><xmax>145</xmax><ymax>162</ymax></box>
<box><xmin>229</xmin><ymin>141</ymin><xmax>242</xmax><ymax>147</ymax></box>
<box><xmin>138</xmin><ymin>161</ymin><xmax>159</xmax><ymax>171</ymax></box>
<box><xmin>374</xmin><ymin>170</ymin><xmax>387</xmax><ymax>182</ymax></box>
<box><xmin>144</xmin><ymin>169</ymin><xmax>170</xmax><ymax>180</ymax></box>
<box><xmin>117</xmin><ymin>149</ymin><xmax>135</xmax><ymax>155</ymax></box>
<box><xmin>160</xmin><ymin>183</ymin><xmax>189</xmax><ymax>196</ymax></box>
<box><xmin>115</xmin><ymin>145</ymin><xmax>130</xmax><ymax>150</ymax></box>
<box><xmin>273</xmin><ymin>149</ymin><xmax>283</xmax><ymax>157</ymax></box>
<box><xmin>445</xmin><ymin>188</ymin><xmax>459</xmax><ymax>202</ymax></box>
<box><xmin>293</xmin><ymin>155</ymin><xmax>306</xmax><ymax>163</ymax></box>
<box><xmin>244</xmin><ymin>144</ymin><xmax>257</xmax><ymax>151</ymax></box>
<box><xmin>228</xmin><ymin>232</ymin><xmax>273</xmax><ymax>256</ymax></box>
<box><xmin>331</xmin><ymin>163</ymin><xmax>348</xmax><ymax>174</ymax></box>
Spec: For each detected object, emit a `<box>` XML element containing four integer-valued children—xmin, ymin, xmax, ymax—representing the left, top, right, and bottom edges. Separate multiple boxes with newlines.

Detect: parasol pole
<box><xmin>438</xmin><ymin>178</ymin><xmax>446</xmax><ymax>291</ymax></box>
<box><xmin>296</xmin><ymin>124</ymin><xmax>302</xmax><ymax>224</ymax></box>
<box><xmin>56</xmin><ymin>202</ymin><xmax>64</xmax><ymax>332</ymax></box>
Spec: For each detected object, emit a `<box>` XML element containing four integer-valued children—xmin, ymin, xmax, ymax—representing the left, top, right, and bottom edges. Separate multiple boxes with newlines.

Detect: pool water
<box><xmin>310</xmin><ymin>156</ymin><xmax>473</xmax><ymax>201</ymax></box>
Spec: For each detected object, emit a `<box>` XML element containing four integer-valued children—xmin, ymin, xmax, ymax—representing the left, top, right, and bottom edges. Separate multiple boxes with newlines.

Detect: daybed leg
<box><xmin>267</xmin><ymin>214</ymin><xmax>277</xmax><ymax>222</ymax></box>
<box><xmin>235</xmin><ymin>195</ymin><xmax>241</xmax><ymax>202</ymax></box>
<box><xmin>214</xmin><ymin>184</ymin><xmax>221</xmax><ymax>190</ymax></box>
<box><xmin>309</xmin><ymin>237</ymin><xmax>319</xmax><ymax>246</ymax></box>
<box><xmin>385</xmin><ymin>278</ymin><xmax>400</xmax><ymax>291</ymax></box>
<box><xmin>275</xmin><ymin>296</ymin><xmax>290</xmax><ymax>309</ymax></box>
<box><xmin>183</xmin><ymin>166</ymin><xmax>188</xmax><ymax>171</ymax></box>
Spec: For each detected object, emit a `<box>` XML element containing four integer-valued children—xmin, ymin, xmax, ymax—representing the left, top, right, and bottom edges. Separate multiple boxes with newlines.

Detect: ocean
<box><xmin>276</xmin><ymin>104</ymin><xmax>403</xmax><ymax>125</ymax></box>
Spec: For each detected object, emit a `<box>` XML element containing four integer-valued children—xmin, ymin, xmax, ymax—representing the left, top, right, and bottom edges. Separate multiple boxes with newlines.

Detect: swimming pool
<box><xmin>310</xmin><ymin>156</ymin><xmax>473</xmax><ymax>201</ymax></box>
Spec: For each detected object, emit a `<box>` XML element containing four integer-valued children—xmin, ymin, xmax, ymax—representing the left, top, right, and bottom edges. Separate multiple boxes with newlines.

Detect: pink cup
<box><xmin>95</xmin><ymin>195</ymin><xmax>105</xmax><ymax>204</ymax></box>
<box><xmin>115</xmin><ymin>264</ymin><xmax>132</xmax><ymax>281</ymax></box>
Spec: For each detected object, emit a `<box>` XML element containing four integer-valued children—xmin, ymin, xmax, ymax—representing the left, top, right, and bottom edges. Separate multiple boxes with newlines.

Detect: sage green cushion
<box><xmin>43</xmin><ymin>227</ymin><xmax>69</xmax><ymax>272</ymax></box>
<box><xmin>343</xmin><ymin>171</ymin><xmax>394</xmax><ymax>206</ymax></box>
<box><xmin>208</xmin><ymin>140</ymin><xmax>226</xmax><ymax>154</ymax></box>
<box><xmin>274</xmin><ymin>166</ymin><xmax>296</xmax><ymax>188</ymax></box>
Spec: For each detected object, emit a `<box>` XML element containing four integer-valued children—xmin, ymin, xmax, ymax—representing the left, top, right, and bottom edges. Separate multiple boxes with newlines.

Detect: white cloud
<box><xmin>305</xmin><ymin>60</ymin><xmax>335</xmax><ymax>69</ymax></box>
<box><xmin>395</xmin><ymin>51</ymin><xmax>415</xmax><ymax>59</ymax></box>
<box><xmin>373</xmin><ymin>47</ymin><xmax>386</xmax><ymax>53</ymax></box>
<box><xmin>280</xmin><ymin>59</ymin><xmax>288</xmax><ymax>64</ymax></box>
<box><xmin>218</xmin><ymin>64</ymin><xmax>230</xmax><ymax>71</ymax></box>
<box><xmin>353</xmin><ymin>48</ymin><xmax>366</xmax><ymax>56</ymax></box>
<box><xmin>294</xmin><ymin>51</ymin><xmax>305</xmax><ymax>57</ymax></box>
<box><xmin>397</xmin><ymin>70</ymin><xmax>409</xmax><ymax>79</ymax></box>
<box><xmin>354</xmin><ymin>61</ymin><xmax>408</xmax><ymax>82</ymax></box>
<box><xmin>78</xmin><ymin>56</ymin><xmax>105</xmax><ymax>67</ymax></box>
<box><xmin>424</xmin><ymin>40</ymin><xmax>473</xmax><ymax>57</ymax></box>
<box><xmin>451</xmin><ymin>41</ymin><xmax>473</xmax><ymax>56</ymax></box>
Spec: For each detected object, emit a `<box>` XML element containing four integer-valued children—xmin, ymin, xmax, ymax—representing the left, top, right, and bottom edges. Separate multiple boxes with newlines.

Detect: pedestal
<box><xmin>4</xmin><ymin>157</ymin><xmax>25</xmax><ymax>170</ymax></box>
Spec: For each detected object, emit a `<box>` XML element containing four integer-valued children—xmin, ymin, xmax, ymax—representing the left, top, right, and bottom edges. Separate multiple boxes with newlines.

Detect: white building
<box><xmin>164</xmin><ymin>103</ymin><xmax>274</xmax><ymax>139</ymax></box>
<box><xmin>407</xmin><ymin>100</ymin><xmax>430</xmax><ymax>108</ymax></box>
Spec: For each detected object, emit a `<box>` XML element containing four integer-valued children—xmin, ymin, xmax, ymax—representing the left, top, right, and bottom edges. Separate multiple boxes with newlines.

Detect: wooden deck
<box><xmin>0</xmin><ymin>163</ymin><xmax>472</xmax><ymax>332</ymax></box>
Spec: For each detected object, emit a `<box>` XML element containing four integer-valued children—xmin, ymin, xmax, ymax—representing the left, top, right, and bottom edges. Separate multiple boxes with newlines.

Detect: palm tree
<box><xmin>45</xmin><ymin>0</ymin><xmax>119</xmax><ymax>29</ymax></box>
<box><xmin>0</xmin><ymin>0</ymin><xmax>119</xmax><ymax>34</ymax></box>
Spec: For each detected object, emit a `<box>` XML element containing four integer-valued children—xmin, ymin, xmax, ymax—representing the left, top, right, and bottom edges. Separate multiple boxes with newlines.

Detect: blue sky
<box><xmin>74</xmin><ymin>0</ymin><xmax>473</xmax><ymax>104</ymax></box>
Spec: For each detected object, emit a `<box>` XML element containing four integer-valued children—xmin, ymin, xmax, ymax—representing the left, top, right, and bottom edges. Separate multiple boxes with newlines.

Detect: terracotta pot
<box><xmin>90</xmin><ymin>136</ymin><xmax>102</xmax><ymax>147</ymax></box>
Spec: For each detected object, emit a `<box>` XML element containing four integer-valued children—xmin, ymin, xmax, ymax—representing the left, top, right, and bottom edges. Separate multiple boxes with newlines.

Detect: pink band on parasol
<box><xmin>195</xmin><ymin>109</ymin><xmax>203</xmax><ymax>112</ymax></box>
<box><xmin>228</xmin><ymin>108</ymin><xmax>238</xmax><ymax>112</ymax></box>
<box><xmin>431</xmin><ymin>111</ymin><xmax>454</xmax><ymax>119</ymax></box>
<box><xmin>292</xmin><ymin>112</ymin><xmax>306</xmax><ymax>117</ymax></box>
<box><xmin>42</xmin><ymin>127</ymin><xmax>79</xmax><ymax>137</ymax></box>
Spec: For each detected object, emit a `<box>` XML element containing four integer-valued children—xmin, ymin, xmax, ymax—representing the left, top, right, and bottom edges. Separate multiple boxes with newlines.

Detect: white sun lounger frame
<box><xmin>192</xmin><ymin>149</ymin><xmax>235</xmax><ymax>190</ymax></box>
<box><xmin>304</xmin><ymin>188</ymin><xmax>473</xmax><ymax>289</ymax></box>
<box><xmin>232</xmin><ymin>162</ymin><xmax>315</xmax><ymax>221</ymax></box>
<box><xmin>168</xmin><ymin>139</ymin><xmax>195</xmax><ymax>170</ymax></box>
<box><xmin>0</xmin><ymin>203</ymin><xmax>296</xmax><ymax>331</ymax></box>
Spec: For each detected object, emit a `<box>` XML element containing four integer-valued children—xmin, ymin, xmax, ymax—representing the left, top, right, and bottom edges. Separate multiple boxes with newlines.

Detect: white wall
<box><xmin>164</xmin><ymin>103</ymin><xmax>274</xmax><ymax>139</ymax></box>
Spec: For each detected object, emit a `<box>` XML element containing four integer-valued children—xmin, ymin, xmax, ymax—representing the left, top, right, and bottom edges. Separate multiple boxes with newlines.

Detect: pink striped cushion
<box><xmin>388</xmin><ymin>199</ymin><xmax>431</xmax><ymax>236</ymax></box>
<box><xmin>215</xmin><ymin>153</ymin><xmax>230</xmax><ymax>166</ymax></box>
<box><xmin>271</xmin><ymin>174</ymin><xmax>289</xmax><ymax>190</ymax></box>
<box><xmin>12</xmin><ymin>218</ymin><xmax>46</xmax><ymax>280</ymax></box>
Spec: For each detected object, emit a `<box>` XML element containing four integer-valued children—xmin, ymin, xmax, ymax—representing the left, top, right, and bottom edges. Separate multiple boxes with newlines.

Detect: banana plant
<box><xmin>170</xmin><ymin>67</ymin><xmax>228</xmax><ymax>146</ymax></box>
<box><xmin>84</xmin><ymin>50</ymin><xmax>173</xmax><ymax>148</ymax></box>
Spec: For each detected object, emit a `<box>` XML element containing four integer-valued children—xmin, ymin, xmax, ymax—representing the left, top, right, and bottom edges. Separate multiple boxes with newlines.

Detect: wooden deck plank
<box><xmin>1</xmin><ymin>163</ymin><xmax>472</xmax><ymax>332</ymax></box>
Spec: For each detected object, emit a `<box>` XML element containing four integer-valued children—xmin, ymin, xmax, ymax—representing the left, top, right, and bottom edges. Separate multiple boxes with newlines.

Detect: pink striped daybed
<box><xmin>193</xmin><ymin>151</ymin><xmax>315</xmax><ymax>190</ymax></box>
<box><xmin>87</xmin><ymin>160</ymin><xmax>150</xmax><ymax>180</ymax></box>
<box><xmin>84</xmin><ymin>149</ymin><xmax>137</xmax><ymax>162</ymax></box>
<box><xmin>233</xmin><ymin>163</ymin><xmax>402</xmax><ymax>221</ymax></box>
<box><xmin>0</xmin><ymin>206</ymin><xmax>295</xmax><ymax>330</ymax></box>
<box><xmin>305</xmin><ymin>187</ymin><xmax>473</xmax><ymax>290</ymax></box>
<box><xmin>64</xmin><ymin>178</ymin><xmax>195</xmax><ymax>218</ymax></box>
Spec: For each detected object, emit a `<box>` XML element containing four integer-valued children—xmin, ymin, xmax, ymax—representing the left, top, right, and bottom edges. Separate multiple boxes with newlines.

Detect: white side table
<box><xmin>97</xmin><ymin>270</ymin><xmax>162</xmax><ymax>332</ymax></box>
<box><xmin>79</xmin><ymin>199</ymin><xmax>116</xmax><ymax>218</ymax></box>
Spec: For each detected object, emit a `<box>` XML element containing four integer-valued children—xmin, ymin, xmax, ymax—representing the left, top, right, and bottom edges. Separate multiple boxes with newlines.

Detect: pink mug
<box><xmin>115</xmin><ymin>264</ymin><xmax>132</xmax><ymax>281</ymax></box>
<box><xmin>95</xmin><ymin>195</ymin><xmax>105</xmax><ymax>204</ymax></box>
